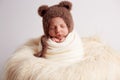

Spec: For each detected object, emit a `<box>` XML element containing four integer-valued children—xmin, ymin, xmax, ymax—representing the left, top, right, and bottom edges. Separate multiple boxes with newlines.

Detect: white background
<box><xmin>0</xmin><ymin>0</ymin><xmax>120</xmax><ymax>78</ymax></box>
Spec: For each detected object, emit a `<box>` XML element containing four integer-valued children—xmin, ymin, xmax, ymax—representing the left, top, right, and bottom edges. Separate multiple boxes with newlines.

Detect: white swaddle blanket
<box><xmin>39</xmin><ymin>31</ymin><xmax>84</xmax><ymax>64</ymax></box>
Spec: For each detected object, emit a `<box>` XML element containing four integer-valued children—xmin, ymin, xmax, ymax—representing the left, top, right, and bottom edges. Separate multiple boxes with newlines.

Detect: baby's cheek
<box><xmin>49</xmin><ymin>31</ymin><xmax>54</xmax><ymax>37</ymax></box>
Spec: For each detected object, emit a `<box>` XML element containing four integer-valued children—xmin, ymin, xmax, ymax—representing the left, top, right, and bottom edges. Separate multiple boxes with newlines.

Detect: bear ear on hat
<box><xmin>59</xmin><ymin>1</ymin><xmax>72</xmax><ymax>11</ymax></box>
<box><xmin>38</xmin><ymin>5</ymin><xmax>49</xmax><ymax>17</ymax></box>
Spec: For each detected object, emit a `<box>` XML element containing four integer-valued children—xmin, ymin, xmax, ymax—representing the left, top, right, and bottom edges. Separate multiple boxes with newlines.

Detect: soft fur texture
<box><xmin>3</xmin><ymin>36</ymin><xmax>120</xmax><ymax>80</ymax></box>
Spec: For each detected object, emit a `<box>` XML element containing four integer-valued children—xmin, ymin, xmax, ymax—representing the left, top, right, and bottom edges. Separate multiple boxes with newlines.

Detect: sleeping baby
<box><xmin>35</xmin><ymin>1</ymin><xmax>84</xmax><ymax>63</ymax></box>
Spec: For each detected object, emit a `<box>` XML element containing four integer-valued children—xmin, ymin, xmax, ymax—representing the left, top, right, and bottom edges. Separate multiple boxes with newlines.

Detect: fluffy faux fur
<box><xmin>3</xmin><ymin>36</ymin><xmax>120</xmax><ymax>80</ymax></box>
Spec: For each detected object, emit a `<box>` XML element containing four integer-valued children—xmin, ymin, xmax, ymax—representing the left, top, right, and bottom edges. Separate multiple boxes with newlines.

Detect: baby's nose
<box><xmin>56</xmin><ymin>27</ymin><xmax>61</xmax><ymax>33</ymax></box>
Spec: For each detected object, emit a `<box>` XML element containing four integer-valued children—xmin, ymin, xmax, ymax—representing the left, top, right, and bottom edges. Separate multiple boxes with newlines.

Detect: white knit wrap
<box><xmin>39</xmin><ymin>31</ymin><xmax>84</xmax><ymax>64</ymax></box>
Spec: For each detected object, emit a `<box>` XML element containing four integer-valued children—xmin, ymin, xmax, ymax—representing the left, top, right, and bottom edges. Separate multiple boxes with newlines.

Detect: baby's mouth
<box><xmin>55</xmin><ymin>34</ymin><xmax>63</xmax><ymax>39</ymax></box>
<box><xmin>51</xmin><ymin>35</ymin><xmax>65</xmax><ymax>42</ymax></box>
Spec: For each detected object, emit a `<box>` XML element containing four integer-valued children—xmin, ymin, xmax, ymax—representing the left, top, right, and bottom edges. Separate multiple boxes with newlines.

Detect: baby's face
<box><xmin>49</xmin><ymin>17</ymin><xmax>69</xmax><ymax>43</ymax></box>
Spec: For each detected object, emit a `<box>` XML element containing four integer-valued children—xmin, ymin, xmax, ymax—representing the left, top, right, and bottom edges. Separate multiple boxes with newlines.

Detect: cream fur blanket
<box><xmin>3</xmin><ymin>36</ymin><xmax>120</xmax><ymax>80</ymax></box>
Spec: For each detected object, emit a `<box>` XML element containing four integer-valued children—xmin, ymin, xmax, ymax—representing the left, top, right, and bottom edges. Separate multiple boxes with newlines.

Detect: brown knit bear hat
<box><xmin>38</xmin><ymin>1</ymin><xmax>74</xmax><ymax>37</ymax></box>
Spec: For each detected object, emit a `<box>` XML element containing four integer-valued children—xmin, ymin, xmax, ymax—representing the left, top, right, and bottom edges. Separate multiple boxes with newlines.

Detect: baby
<box><xmin>35</xmin><ymin>1</ymin><xmax>74</xmax><ymax>57</ymax></box>
<box><xmin>35</xmin><ymin>1</ymin><xmax>84</xmax><ymax>62</ymax></box>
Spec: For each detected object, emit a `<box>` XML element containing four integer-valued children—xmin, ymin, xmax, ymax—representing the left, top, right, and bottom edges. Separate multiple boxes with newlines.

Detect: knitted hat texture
<box><xmin>38</xmin><ymin>1</ymin><xmax>74</xmax><ymax>37</ymax></box>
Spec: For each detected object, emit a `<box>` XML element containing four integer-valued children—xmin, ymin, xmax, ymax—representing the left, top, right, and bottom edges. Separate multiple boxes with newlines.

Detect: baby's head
<box><xmin>38</xmin><ymin>1</ymin><xmax>74</xmax><ymax>42</ymax></box>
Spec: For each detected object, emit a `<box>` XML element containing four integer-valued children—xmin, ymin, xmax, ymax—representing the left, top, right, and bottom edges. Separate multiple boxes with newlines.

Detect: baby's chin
<box><xmin>51</xmin><ymin>37</ymin><xmax>65</xmax><ymax>43</ymax></box>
